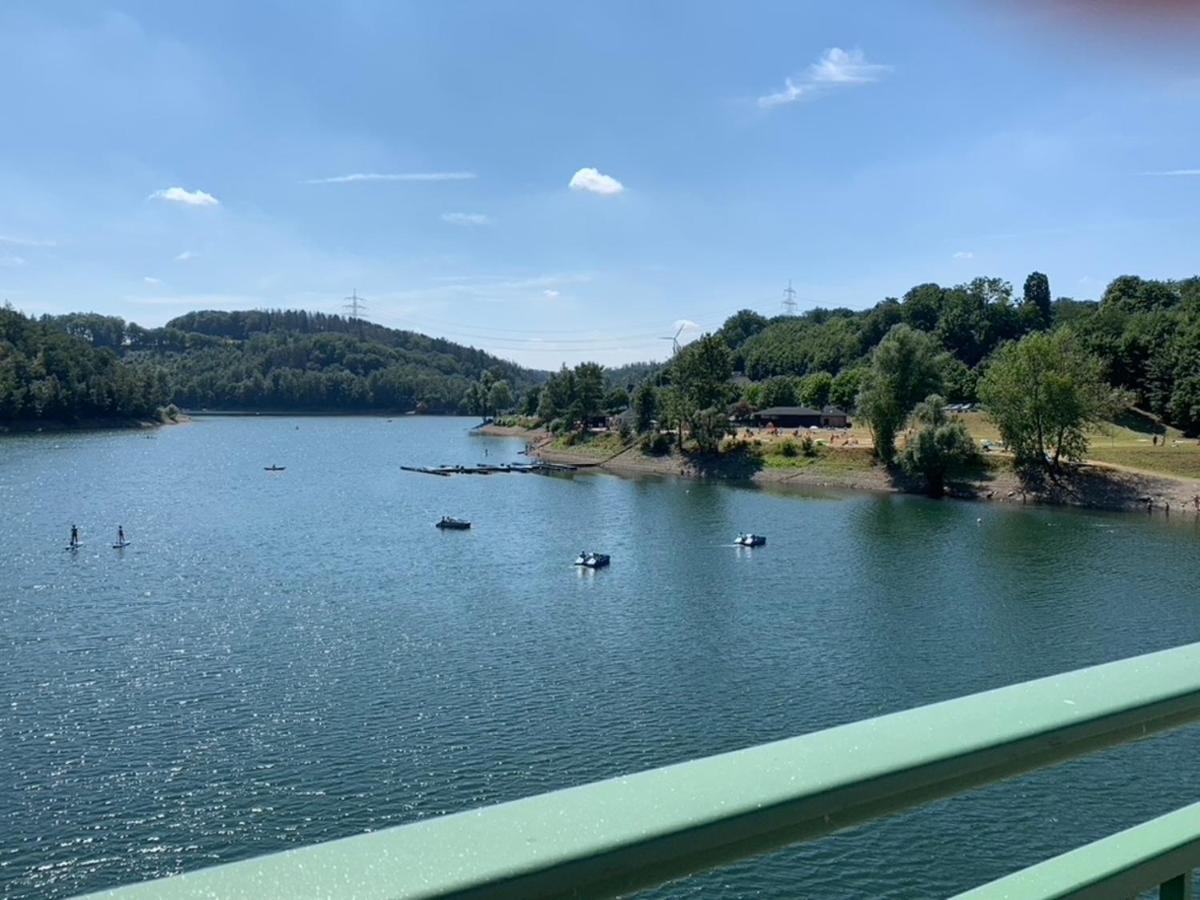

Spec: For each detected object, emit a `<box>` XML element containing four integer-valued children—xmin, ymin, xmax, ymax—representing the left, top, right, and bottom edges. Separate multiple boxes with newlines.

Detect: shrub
<box><xmin>779</xmin><ymin>438</ymin><xmax>799</xmax><ymax>457</ymax></box>
<box><xmin>640</xmin><ymin>432</ymin><xmax>672</xmax><ymax>455</ymax></box>
<box><xmin>800</xmin><ymin>434</ymin><xmax>817</xmax><ymax>457</ymax></box>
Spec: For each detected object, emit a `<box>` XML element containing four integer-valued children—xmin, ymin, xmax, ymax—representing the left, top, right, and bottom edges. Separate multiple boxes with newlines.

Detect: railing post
<box><xmin>1161</xmin><ymin>872</ymin><xmax>1194</xmax><ymax>900</ymax></box>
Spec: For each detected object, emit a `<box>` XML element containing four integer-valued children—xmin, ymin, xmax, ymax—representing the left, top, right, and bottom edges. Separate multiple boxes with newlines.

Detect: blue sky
<box><xmin>2</xmin><ymin>1</ymin><xmax>1198</xmax><ymax>367</ymax></box>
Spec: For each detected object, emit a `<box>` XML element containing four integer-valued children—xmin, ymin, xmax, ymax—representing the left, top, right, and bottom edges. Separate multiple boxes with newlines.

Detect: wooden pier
<box><xmin>400</xmin><ymin>461</ymin><xmax>577</xmax><ymax>477</ymax></box>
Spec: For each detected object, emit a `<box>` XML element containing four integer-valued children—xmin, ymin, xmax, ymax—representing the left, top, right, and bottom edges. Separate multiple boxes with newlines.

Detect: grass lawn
<box><xmin>551</xmin><ymin>431</ymin><xmax>628</xmax><ymax>458</ymax></box>
<box><xmin>760</xmin><ymin>446</ymin><xmax>876</xmax><ymax>474</ymax></box>
<box><xmin>1086</xmin><ymin>445</ymin><xmax>1200</xmax><ymax>480</ymax></box>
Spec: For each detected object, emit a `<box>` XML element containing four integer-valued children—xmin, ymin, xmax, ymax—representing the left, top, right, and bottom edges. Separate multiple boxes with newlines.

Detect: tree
<box><xmin>1022</xmin><ymin>272</ymin><xmax>1052</xmax><ymax>329</ymax></box>
<box><xmin>857</xmin><ymin>325</ymin><xmax>945</xmax><ymax>463</ymax></box>
<box><xmin>603</xmin><ymin>387</ymin><xmax>629</xmax><ymax>414</ymax></box>
<box><xmin>572</xmin><ymin>362</ymin><xmax>605</xmax><ymax>425</ymax></box>
<box><xmin>719</xmin><ymin>309</ymin><xmax>769</xmax><ymax>362</ymax></box>
<box><xmin>522</xmin><ymin>386</ymin><xmax>541</xmax><ymax>417</ymax></box>
<box><xmin>899</xmin><ymin>395</ymin><xmax>981</xmax><ymax>497</ymax></box>
<box><xmin>669</xmin><ymin>333</ymin><xmax>733</xmax><ymax>448</ymax></box>
<box><xmin>632</xmin><ymin>383</ymin><xmax>657</xmax><ymax>433</ymax></box>
<box><xmin>979</xmin><ymin>329</ymin><xmax>1123</xmax><ymax>469</ymax></box>
<box><xmin>797</xmin><ymin>371</ymin><xmax>833</xmax><ymax>408</ymax></box>
<box><xmin>690</xmin><ymin>406</ymin><xmax>731</xmax><ymax>453</ymax></box>
<box><xmin>487</xmin><ymin>379</ymin><xmax>513</xmax><ymax>417</ymax></box>
<box><xmin>829</xmin><ymin>367</ymin><xmax>865</xmax><ymax>411</ymax></box>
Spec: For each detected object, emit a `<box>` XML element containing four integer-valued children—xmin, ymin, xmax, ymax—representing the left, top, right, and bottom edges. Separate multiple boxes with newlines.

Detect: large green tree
<box><xmin>979</xmin><ymin>329</ymin><xmax>1122</xmax><ymax>469</ymax></box>
<box><xmin>899</xmin><ymin>395</ymin><xmax>980</xmax><ymax>497</ymax></box>
<box><xmin>857</xmin><ymin>325</ymin><xmax>945</xmax><ymax>463</ymax></box>
<box><xmin>1022</xmin><ymin>271</ymin><xmax>1052</xmax><ymax>329</ymax></box>
<box><xmin>669</xmin><ymin>333</ymin><xmax>733</xmax><ymax>450</ymax></box>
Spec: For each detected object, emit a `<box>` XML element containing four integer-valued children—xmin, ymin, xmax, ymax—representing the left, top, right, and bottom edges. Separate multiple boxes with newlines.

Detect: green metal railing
<box><xmin>77</xmin><ymin>642</ymin><xmax>1200</xmax><ymax>899</ymax></box>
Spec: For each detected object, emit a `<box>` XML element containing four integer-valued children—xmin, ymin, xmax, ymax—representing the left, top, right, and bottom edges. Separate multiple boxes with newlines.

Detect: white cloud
<box><xmin>953</xmin><ymin>251</ymin><xmax>974</xmax><ymax>260</ymax></box>
<box><xmin>149</xmin><ymin>186</ymin><xmax>220</xmax><ymax>207</ymax></box>
<box><xmin>143</xmin><ymin>276</ymin><xmax>162</xmax><ymax>285</ymax></box>
<box><xmin>0</xmin><ymin>254</ymin><xmax>26</xmax><ymax>267</ymax></box>
<box><xmin>305</xmin><ymin>172</ymin><xmax>476</xmax><ymax>184</ymax></box>
<box><xmin>174</xmin><ymin>250</ymin><xmax>197</xmax><ymax>262</ymax></box>
<box><xmin>758</xmin><ymin>47</ymin><xmax>891</xmax><ymax>109</ymax></box>
<box><xmin>440</xmin><ymin>212</ymin><xmax>492</xmax><ymax>226</ymax></box>
<box><xmin>543</xmin><ymin>289</ymin><xmax>560</xmax><ymax>300</ymax></box>
<box><xmin>1142</xmin><ymin>169</ymin><xmax>1200</xmax><ymax>176</ymax></box>
<box><xmin>0</xmin><ymin>234</ymin><xmax>56</xmax><ymax>248</ymax></box>
<box><xmin>569</xmin><ymin>167</ymin><xmax>625</xmax><ymax>196</ymax></box>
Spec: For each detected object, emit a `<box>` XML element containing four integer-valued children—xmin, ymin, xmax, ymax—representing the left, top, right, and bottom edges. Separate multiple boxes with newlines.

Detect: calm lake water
<box><xmin>3</xmin><ymin>416</ymin><xmax>1200</xmax><ymax>898</ymax></box>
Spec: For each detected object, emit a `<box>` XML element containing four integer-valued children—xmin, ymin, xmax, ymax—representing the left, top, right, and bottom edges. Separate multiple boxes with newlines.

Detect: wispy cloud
<box><xmin>953</xmin><ymin>250</ymin><xmax>975</xmax><ymax>260</ymax></box>
<box><xmin>543</xmin><ymin>289</ymin><xmax>560</xmax><ymax>300</ymax></box>
<box><xmin>569</xmin><ymin>167</ymin><xmax>625</xmax><ymax>196</ymax></box>
<box><xmin>1141</xmin><ymin>169</ymin><xmax>1200</xmax><ymax>176</ymax></box>
<box><xmin>0</xmin><ymin>234</ymin><xmax>56</xmax><ymax>248</ymax></box>
<box><xmin>174</xmin><ymin>250</ymin><xmax>198</xmax><ymax>262</ymax></box>
<box><xmin>143</xmin><ymin>276</ymin><xmax>162</xmax><ymax>286</ymax></box>
<box><xmin>441</xmin><ymin>212</ymin><xmax>492</xmax><ymax>226</ymax></box>
<box><xmin>757</xmin><ymin>47</ymin><xmax>891</xmax><ymax>109</ymax></box>
<box><xmin>1</xmin><ymin>254</ymin><xmax>26</xmax><ymax>267</ymax></box>
<box><xmin>304</xmin><ymin>172</ymin><xmax>477</xmax><ymax>184</ymax></box>
<box><xmin>149</xmin><ymin>186</ymin><xmax>220</xmax><ymax>207</ymax></box>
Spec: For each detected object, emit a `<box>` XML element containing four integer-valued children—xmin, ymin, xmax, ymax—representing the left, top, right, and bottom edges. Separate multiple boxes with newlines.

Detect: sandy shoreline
<box><xmin>477</xmin><ymin>423</ymin><xmax>1200</xmax><ymax>518</ymax></box>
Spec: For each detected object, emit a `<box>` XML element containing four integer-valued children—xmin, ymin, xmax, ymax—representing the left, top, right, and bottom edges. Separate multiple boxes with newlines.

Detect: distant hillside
<box><xmin>15</xmin><ymin>308</ymin><xmax>545</xmax><ymax>421</ymax></box>
<box><xmin>152</xmin><ymin>310</ymin><xmax>543</xmax><ymax>413</ymax></box>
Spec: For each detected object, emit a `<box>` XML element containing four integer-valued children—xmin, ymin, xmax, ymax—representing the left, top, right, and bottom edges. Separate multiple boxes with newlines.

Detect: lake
<box><xmin>3</xmin><ymin>416</ymin><xmax>1200</xmax><ymax>898</ymax></box>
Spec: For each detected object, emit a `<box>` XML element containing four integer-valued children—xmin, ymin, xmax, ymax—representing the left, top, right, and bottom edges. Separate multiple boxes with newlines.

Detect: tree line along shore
<box><xmin>5</xmin><ymin>272</ymin><xmax>1200</xmax><ymax>516</ymax></box>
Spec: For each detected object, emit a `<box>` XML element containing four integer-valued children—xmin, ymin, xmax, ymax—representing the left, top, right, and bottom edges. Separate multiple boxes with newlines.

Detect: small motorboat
<box><xmin>735</xmin><ymin>533</ymin><xmax>767</xmax><ymax>547</ymax></box>
<box><xmin>435</xmin><ymin>516</ymin><xmax>471</xmax><ymax>530</ymax></box>
<box><xmin>573</xmin><ymin>551</ymin><xmax>611</xmax><ymax>568</ymax></box>
<box><xmin>264</xmin><ymin>465</ymin><xmax>286</xmax><ymax>472</ymax></box>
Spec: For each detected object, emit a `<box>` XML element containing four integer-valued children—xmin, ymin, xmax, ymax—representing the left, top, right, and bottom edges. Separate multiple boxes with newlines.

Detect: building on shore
<box><xmin>752</xmin><ymin>405</ymin><xmax>850</xmax><ymax>429</ymax></box>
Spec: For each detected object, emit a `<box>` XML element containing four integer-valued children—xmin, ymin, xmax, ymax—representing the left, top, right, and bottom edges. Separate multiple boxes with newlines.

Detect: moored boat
<box><xmin>573</xmin><ymin>551</ymin><xmax>610</xmax><ymax>568</ymax></box>
<box><xmin>435</xmin><ymin>516</ymin><xmax>471</xmax><ymax>530</ymax></box>
<box><xmin>264</xmin><ymin>465</ymin><xmax>286</xmax><ymax>472</ymax></box>
<box><xmin>735</xmin><ymin>533</ymin><xmax>766</xmax><ymax>547</ymax></box>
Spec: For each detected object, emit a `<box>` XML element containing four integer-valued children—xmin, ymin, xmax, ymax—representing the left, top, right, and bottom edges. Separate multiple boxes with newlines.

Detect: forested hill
<box><xmin>153</xmin><ymin>310</ymin><xmax>541</xmax><ymax>413</ymax></box>
<box><xmin>0</xmin><ymin>306</ymin><xmax>545</xmax><ymax>425</ymax></box>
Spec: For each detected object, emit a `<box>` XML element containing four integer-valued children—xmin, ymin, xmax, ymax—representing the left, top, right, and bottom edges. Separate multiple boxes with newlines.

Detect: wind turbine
<box><xmin>660</xmin><ymin>323</ymin><xmax>685</xmax><ymax>356</ymax></box>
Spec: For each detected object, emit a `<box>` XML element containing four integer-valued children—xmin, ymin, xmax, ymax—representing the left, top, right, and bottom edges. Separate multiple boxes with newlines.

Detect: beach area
<box><xmin>479</xmin><ymin>419</ymin><xmax>1200</xmax><ymax>519</ymax></box>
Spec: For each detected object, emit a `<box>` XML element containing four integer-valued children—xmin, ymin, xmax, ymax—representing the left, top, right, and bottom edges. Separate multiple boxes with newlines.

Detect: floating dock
<box><xmin>400</xmin><ymin>462</ymin><xmax>577</xmax><ymax>477</ymax></box>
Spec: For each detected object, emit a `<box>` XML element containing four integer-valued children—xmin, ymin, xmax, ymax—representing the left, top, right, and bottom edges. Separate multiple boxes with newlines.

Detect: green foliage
<box><xmin>689</xmin><ymin>406</ymin><xmax>732</xmax><ymax>454</ymax></box>
<box><xmin>668</xmin><ymin>333</ymin><xmax>733</xmax><ymax>449</ymax></box>
<box><xmin>486</xmin><ymin>379</ymin><xmax>513</xmax><ymax>416</ymax></box>
<box><xmin>830</xmin><ymin>367</ymin><xmax>865</xmax><ymax>411</ymax></box>
<box><xmin>779</xmin><ymin>438</ymin><xmax>799</xmax><ymax>457</ymax></box>
<box><xmin>857</xmin><ymin>325</ymin><xmax>945</xmax><ymax>463</ymax></box>
<box><xmin>759</xmin><ymin>375</ymin><xmax>799</xmax><ymax>408</ymax></box>
<box><xmin>1022</xmin><ymin>272</ymin><xmax>1052</xmax><ymax>328</ymax></box>
<box><xmin>799</xmin><ymin>434</ymin><xmax>818</xmax><ymax>457</ymax></box>
<box><xmin>537</xmin><ymin>362</ymin><xmax>606</xmax><ymax>427</ymax></box>
<box><xmin>639</xmin><ymin>431</ymin><xmax>672</xmax><ymax>455</ymax></box>
<box><xmin>0</xmin><ymin>306</ymin><xmax>168</xmax><ymax>423</ymax></box>
<box><xmin>603</xmin><ymin>387</ymin><xmax>630</xmax><ymax>414</ymax></box>
<box><xmin>797</xmin><ymin>371</ymin><xmax>833</xmax><ymax>408</ymax></box>
<box><xmin>899</xmin><ymin>395</ymin><xmax>981</xmax><ymax>497</ymax></box>
<box><xmin>979</xmin><ymin>329</ymin><xmax>1122</xmax><ymax>469</ymax></box>
<box><xmin>632</xmin><ymin>383</ymin><xmax>658</xmax><ymax>433</ymax></box>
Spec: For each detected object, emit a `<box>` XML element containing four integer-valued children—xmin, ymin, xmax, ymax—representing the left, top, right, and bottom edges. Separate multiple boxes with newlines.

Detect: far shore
<box><xmin>476</xmin><ymin>423</ymin><xmax>1200</xmax><ymax>519</ymax></box>
<box><xmin>0</xmin><ymin>414</ymin><xmax>188</xmax><ymax>436</ymax></box>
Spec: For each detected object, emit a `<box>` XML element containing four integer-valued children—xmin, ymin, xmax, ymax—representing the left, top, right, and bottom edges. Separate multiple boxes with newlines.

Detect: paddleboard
<box><xmin>65</xmin><ymin>543</ymin><xmax>82</xmax><ymax>551</ymax></box>
<box><xmin>112</xmin><ymin>541</ymin><xmax>131</xmax><ymax>549</ymax></box>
